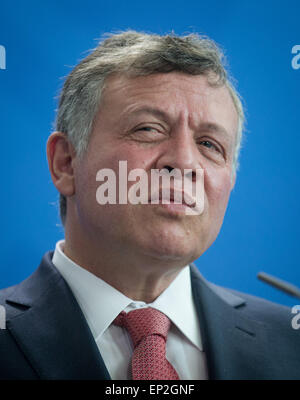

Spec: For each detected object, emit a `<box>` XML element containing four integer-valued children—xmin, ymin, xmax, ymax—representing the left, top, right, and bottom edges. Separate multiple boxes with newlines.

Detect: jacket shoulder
<box><xmin>226</xmin><ymin>286</ymin><xmax>293</xmax><ymax>322</ymax></box>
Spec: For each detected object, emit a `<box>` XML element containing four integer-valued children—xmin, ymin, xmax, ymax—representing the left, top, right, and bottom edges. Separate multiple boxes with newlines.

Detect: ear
<box><xmin>46</xmin><ymin>132</ymin><xmax>76</xmax><ymax>197</ymax></box>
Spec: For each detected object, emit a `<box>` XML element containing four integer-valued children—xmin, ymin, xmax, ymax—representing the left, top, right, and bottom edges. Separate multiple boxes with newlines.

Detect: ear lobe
<box><xmin>46</xmin><ymin>132</ymin><xmax>76</xmax><ymax>197</ymax></box>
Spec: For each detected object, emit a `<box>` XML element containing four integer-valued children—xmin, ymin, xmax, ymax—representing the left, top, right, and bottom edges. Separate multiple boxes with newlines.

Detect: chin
<box><xmin>142</xmin><ymin>236</ymin><xmax>199</xmax><ymax>264</ymax></box>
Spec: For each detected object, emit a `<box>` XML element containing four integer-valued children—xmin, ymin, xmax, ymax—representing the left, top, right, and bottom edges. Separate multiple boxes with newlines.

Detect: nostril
<box><xmin>192</xmin><ymin>170</ymin><xmax>197</xmax><ymax>182</ymax></box>
<box><xmin>163</xmin><ymin>165</ymin><xmax>174</xmax><ymax>173</ymax></box>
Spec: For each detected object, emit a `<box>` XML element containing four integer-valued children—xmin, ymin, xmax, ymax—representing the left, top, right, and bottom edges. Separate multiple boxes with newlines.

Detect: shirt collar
<box><xmin>148</xmin><ymin>266</ymin><xmax>203</xmax><ymax>350</ymax></box>
<box><xmin>52</xmin><ymin>240</ymin><xmax>202</xmax><ymax>351</ymax></box>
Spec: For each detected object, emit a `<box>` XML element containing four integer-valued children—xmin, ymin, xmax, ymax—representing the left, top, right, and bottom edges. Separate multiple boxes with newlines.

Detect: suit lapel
<box><xmin>5</xmin><ymin>252</ymin><xmax>111</xmax><ymax>380</ymax></box>
<box><xmin>190</xmin><ymin>264</ymin><xmax>271</xmax><ymax>379</ymax></box>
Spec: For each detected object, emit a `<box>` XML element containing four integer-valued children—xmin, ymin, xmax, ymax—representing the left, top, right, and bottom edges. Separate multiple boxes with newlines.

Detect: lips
<box><xmin>149</xmin><ymin>187</ymin><xmax>197</xmax><ymax>208</ymax></box>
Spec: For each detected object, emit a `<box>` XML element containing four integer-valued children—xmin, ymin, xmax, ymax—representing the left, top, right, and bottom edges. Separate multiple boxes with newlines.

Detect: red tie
<box><xmin>113</xmin><ymin>307</ymin><xmax>180</xmax><ymax>380</ymax></box>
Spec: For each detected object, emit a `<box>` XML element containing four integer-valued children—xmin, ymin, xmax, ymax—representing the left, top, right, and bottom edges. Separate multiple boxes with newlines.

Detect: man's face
<box><xmin>73</xmin><ymin>72</ymin><xmax>238</xmax><ymax>265</ymax></box>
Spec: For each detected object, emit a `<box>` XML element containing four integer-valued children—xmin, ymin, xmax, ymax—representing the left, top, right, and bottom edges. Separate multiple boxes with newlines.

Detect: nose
<box><xmin>155</xmin><ymin>129</ymin><xmax>201</xmax><ymax>182</ymax></box>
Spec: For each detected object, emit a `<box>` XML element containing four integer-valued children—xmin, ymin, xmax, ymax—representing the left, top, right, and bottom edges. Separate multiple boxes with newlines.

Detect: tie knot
<box><xmin>113</xmin><ymin>307</ymin><xmax>171</xmax><ymax>348</ymax></box>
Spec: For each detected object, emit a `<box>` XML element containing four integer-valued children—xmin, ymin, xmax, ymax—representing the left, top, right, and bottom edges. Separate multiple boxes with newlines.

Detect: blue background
<box><xmin>0</xmin><ymin>0</ymin><xmax>299</xmax><ymax>307</ymax></box>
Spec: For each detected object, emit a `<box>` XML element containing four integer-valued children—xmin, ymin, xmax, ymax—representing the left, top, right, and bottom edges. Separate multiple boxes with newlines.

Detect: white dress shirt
<box><xmin>52</xmin><ymin>240</ymin><xmax>208</xmax><ymax>380</ymax></box>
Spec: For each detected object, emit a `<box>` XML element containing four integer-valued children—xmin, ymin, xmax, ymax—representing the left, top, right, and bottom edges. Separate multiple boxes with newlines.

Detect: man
<box><xmin>0</xmin><ymin>31</ymin><xmax>299</xmax><ymax>380</ymax></box>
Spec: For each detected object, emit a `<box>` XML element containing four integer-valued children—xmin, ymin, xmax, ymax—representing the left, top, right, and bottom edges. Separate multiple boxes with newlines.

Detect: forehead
<box><xmin>103</xmin><ymin>72</ymin><xmax>232</xmax><ymax>103</ymax></box>
<box><xmin>100</xmin><ymin>72</ymin><xmax>238</xmax><ymax>137</ymax></box>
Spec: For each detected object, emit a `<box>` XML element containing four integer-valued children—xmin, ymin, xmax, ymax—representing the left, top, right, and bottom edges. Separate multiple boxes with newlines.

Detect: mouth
<box><xmin>149</xmin><ymin>188</ymin><xmax>202</xmax><ymax>216</ymax></box>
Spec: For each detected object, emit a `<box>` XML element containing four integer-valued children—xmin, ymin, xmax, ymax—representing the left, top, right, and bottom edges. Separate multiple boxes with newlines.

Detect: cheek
<box><xmin>205</xmin><ymin>169</ymin><xmax>232</xmax><ymax>216</ymax></box>
<box><xmin>75</xmin><ymin>146</ymin><xmax>152</xmax><ymax>211</ymax></box>
<box><xmin>73</xmin><ymin>149</ymin><xmax>114</xmax><ymax>218</ymax></box>
<box><xmin>113</xmin><ymin>145</ymin><xmax>157</xmax><ymax>190</ymax></box>
<box><xmin>74</xmin><ymin>163</ymin><xmax>98</xmax><ymax>220</ymax></box>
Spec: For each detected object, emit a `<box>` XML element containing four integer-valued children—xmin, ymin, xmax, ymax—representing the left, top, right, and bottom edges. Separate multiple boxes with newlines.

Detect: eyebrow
<box><xmin>126</xmin><ymin>106</ymin><xmax>170</xmax><ymax>122</ymax></box>
<box><xmin>197</xmin><ymin>122</ymin><xmax>231</xmax><ymax>141</ymax></box>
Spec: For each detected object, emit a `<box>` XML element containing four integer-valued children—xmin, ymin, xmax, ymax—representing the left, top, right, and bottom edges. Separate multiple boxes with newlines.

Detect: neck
<box><xmin>63</xmin><ymin>227</ymin><xmax>187</xmax><ymax>303</ymax></box>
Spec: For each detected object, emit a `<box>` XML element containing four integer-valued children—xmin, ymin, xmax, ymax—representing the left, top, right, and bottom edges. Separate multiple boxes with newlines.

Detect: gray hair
<box><xmin>55</xmin><ymin>30</ymin><xmax>245</xmax><ymax>225</ymax></box>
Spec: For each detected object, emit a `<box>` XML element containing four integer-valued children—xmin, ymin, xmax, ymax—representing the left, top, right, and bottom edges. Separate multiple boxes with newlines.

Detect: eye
<box><xmin>131</xmin><ymin>125</ymin><xmax>166</xmax><ymax>142</ymax></box>
<box><xmin>197</xmin><ymin>139</ymin><xmax>226</xmax><ymax>162</ymax></box>
<box><xmin>130</xmin><ymin>125</ymin><xmax>166</xmax><ymax>143</ymax></box>
<box><xmin>199</xmin><ymin>140</ymin><xmax>220</xmax><ymax>152</ymax></box>
<box><xmin>137</xmin><ymin>126</ymin><xmax>159</xmax><ymax>133</ymax></box>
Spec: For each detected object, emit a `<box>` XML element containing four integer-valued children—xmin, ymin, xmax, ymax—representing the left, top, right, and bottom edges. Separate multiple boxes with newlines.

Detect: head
<box><xmin>47</xmin><ymin>30</ymin><xmax>244</xmax><ymax>269</ymax></box>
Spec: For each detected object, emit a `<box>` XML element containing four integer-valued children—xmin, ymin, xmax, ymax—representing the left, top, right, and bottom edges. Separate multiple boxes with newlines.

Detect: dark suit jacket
<box><xmin>0</xmin><ymin>251</ymin><xmax>300</xmax><ymax>380</ymax></box>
